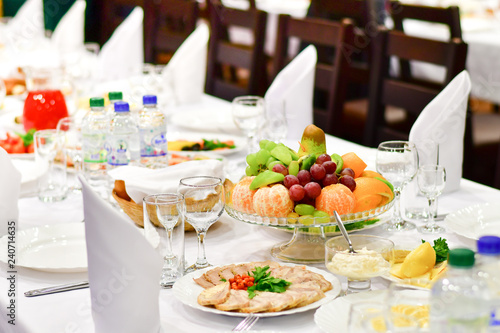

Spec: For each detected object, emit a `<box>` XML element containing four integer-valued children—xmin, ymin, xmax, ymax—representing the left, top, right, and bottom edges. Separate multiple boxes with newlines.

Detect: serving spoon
<box><xmin>334</xmin><ymin>211</ymin><xmax>357</xmax><ymax>254</ymax></box>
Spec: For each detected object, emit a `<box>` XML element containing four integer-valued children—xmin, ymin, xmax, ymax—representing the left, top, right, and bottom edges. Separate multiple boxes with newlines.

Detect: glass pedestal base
<box><xmin>271</xmin><ymin>227</ymin><xmax>326</xmax><ymax>263</ymax></box>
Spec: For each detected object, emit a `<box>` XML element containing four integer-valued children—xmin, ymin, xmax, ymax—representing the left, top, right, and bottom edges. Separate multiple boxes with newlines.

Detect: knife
<box><xmin>24</xmin><ymin>281</ymin><xmax>89</xmax><ymax>297</ymax></box>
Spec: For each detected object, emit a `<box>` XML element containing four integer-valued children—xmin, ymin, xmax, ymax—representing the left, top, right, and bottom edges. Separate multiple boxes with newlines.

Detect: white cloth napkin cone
<box><xmin>6</xmin><ymin>0</ymin><xmax>45</xmax><ymax>41</ymax></box>
<box><xmin>409</xmin><ymin>70</ymin><xmax>472</xmax><ymax>193</ymax></box>
<box><xmin>108</xmin><ymin>159</ymin><xmax>225</xmax><ymax>203</ymax></box>
<box><xmin>98</xmin><ymin>7</ymin><xmax>144</xmax><ymax>81</ymax></box>
<box><xmin>80</xmin><ymin>175</ymin><xmax>163</xmax><ymax>333</ymax></box>
<box><xmin>51</xmin><ymin>0</ymin><xmax>86</xmax><ymax>53</ymax></box>
<box><xmin>265</xmin><ymin>45</ymin><xmax>317</xmax><ymax>140</ymax></box>
<box><xmin>0</xmin><ymin>148</ymin><xmax>21</xmax><ymax>237</ymax></box>
<box><xmin>160</xmin><ymin>22</ymin><xmax>209</xmax><ymax>106</ymax></box>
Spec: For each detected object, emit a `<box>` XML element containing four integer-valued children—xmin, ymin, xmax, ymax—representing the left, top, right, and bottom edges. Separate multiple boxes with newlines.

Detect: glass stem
<box><xmin>427</xmin><ymin>198</ymin><xmax>436</xmax><ymax>227</ymax></box>
<box><xmin>393</xmin><ymin>189</ymin><xmax>402</xmax><ymax>224</ymax></box>
<box><xmin>195</xmin><ymin>230</ymin><xmax>208</xmax><ymax>267</ymax></box>
<box><xmin>165</xmin><ymin>227</ymin><xmax>175</xmax><ymax>259</ymax></box>
<box><xmin>247</xmin><ymin>134</ymin><xmax>254</xmax><ymax>155</ymax></box>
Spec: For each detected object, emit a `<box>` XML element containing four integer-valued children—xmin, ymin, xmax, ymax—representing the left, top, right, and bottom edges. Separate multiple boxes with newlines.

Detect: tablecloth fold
<box><xmin>0</xmin><ymin>148</ymin><xmax>21</xmax><ymax>237</ymax></box>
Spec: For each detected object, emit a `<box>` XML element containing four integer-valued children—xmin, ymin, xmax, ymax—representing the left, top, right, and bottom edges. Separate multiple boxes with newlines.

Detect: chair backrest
<box><xmin>495</xmin><ymin>145</ymin><xmax>500</xmax><ymax>189</ymax></box>
<box><xmin>144</xmin><ymin>0</ymin><xmax>199</xmax><ymax>64</ymax></box>
<box><xmin>273</xmin><ymin>15</ymin><xmax>356</xmax><ymax>136</ymax></box>
<box><xmin>389</xmin><ymin>1</ymin><xmax>462</xmax><ymax>82</ymax></box>
<box><xmin>99</xmin><ymin>0</ymin><xmax>144</xmax><ymax>45</ymax></box>
<box><xmin>205</xmin><ymin>3</ymin><xmax>268</xmax><ymax>101</ymax></box>
<box><xmin>363</xmin><ymin>28</ymin><xmax>468</xmax><ymax>147</ymax></box>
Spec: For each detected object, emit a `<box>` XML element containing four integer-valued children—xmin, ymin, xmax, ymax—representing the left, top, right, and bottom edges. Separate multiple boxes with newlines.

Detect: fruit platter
<box><xmin>225</xmin><ymin>125</ymin><xmax>395</xmax><ymax>263</ymax></box>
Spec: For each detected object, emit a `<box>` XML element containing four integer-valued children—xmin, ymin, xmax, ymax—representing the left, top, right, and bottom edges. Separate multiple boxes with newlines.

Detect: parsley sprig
<box><xmin>247</xmin><ymin>266</ymin><xmax>291</xmax><ymax>299</ymax></box>
<box><xmin>422</xmin><ymin>237</ymin><xmax>449</xmax><ymax>263</ymax></box>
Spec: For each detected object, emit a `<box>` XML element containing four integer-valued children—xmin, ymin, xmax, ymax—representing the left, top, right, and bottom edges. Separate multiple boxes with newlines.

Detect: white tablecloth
<box><xmin>1</xmin><ymin>94</ymin><xmax>499</xmax><ymax>332</ymax></box>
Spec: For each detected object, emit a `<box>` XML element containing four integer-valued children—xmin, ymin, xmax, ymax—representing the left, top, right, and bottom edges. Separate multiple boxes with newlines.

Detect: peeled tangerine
<box><xmin>253</xmin><ymin>184</ymin><xmax>294</xmax><ymax>217</ymax></box>
<box><xmin>231</xmin><ymin>176</ymin><xmax>257</xmax><ymax>214</ymax></box>
<box><xmin>315</xmin><ymin>184</ymin><xmax>356</xmax><ymax>215</ymax></box>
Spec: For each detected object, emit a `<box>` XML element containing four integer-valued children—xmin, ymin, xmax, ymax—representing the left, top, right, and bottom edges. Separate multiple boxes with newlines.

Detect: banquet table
<box><xmin>1</xmin><ymin>93</ymin><xmax>499</xmax><ymax>333</ymax></box>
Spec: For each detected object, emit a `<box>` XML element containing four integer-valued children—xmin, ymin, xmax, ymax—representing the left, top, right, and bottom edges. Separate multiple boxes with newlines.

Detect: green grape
<box><xmin>266</xmin><ymin>156</ymin><xmax>278</xmax><ymax>168</ymax></box>
<box><xmin>298</xmin><ymin>215</ymin><xmax>315</xmax><ymax>225</ymax></box>
<box><xmin>245</xmin><ymin>165</ymin><xmax>255</xmax><ymax>176</ymax></box>
<box><xmin>246</xmin><ymin>153</ymin><xmax>258</xmax><ymax>167</ymax></box>
<box><xmin>295</xmin><ymin>204</ymin><xmax>315</xmax><ymax>216</ymax></box>
<box><xmin>259</xmin><ymin>139</ymin><xmax>271</xmax><ymax>150</ymax></box>
<box><xmin>264</xmin><ymin>140</ymin><xmax>278</xmax><ymax>151</ymax></box>
<box><xmin>268</xmin><ymin>160</ymin><xmax>284</xmax><ymax>170</ymax></box>
<box><xmin>256</xmin><ymin>149</ymin><xmax>271</xmax><ymax>166</ymax></box>
<box><xmin>313</xmin><ymin>210</ymin><xmax>330</xmax><ymax>223</ymax></box>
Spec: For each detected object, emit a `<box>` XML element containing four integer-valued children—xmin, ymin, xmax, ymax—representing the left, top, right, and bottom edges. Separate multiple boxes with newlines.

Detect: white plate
<box><xmin>168</xmin><ymin>132</ymin><xmax>246</xmax><ymax>156</ymax></box>
<box><xmin>171</xmin><ymin>108</ymin><xmax>240</xmax><ymax>135</ymax></box>
<box><xmin>172</xmin><ymin>263</ymin><xmax>342</xmax><ymax>318</ymax></box>
<box><xmin>0</xmin><ymin>223</ymin><xmax>87</xmax><ymax>272</ymax></box>
<box><xmin>445</xmin><ymin>202</ymin><xmax>500</xmax><ymax>240</ymax></box>
<box><xmin>315</xmin><ymin>290</ymin><xmax>386</xmax><ymax>333</ymax></box>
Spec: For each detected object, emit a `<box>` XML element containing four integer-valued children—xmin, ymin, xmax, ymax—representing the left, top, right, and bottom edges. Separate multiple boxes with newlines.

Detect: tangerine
<box><xmin>231</xmin><ymin>176</ymin><xmax>257</xmax><ymax>214</ymax></box>
<box><xmin>253</xmin><ymin>184</ymin><xmax>294</xmax><ymax>217</ymax></box>
<box><xmin>315</xmin><ymin>184</ymin><xmax>356</xmax><ymax>215</ymax></box>
<box><xmin>353</xmin><ymin>177</ymin><xmax>394</xmax><ymax>211</ymax></box>
<box><xmin>360</xmin><ymin>170</ymin><xmax>386</xmax><ymax>180</ymax></box>
<box><xmin>341</xmin><ymin>152</ymin><xmax>367</xmax><ymax>178</ymax></box>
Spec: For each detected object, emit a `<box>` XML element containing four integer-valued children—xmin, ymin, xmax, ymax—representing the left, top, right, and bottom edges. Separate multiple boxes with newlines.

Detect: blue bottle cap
<box><xmin>143</xmin><ymin>95</ymin><xmax>157</xmax><ymax>105</ymax></box>
<box><xmin>114</xmin><ymin>101</ymin><xmax>130</xmax><ymax>112</ymax></box>
<box><xmin>477</xmin><ymin>236</ymin><xmax>500</xmax><ymax>255</ymax></box>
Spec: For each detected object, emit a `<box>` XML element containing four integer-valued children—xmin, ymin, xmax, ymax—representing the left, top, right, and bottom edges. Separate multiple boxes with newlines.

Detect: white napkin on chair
<box><xmin>0</xmin><ymin>148</ymin><xmax>21</xmax><ymax>237</ymax></box>
<box><xmin>409</xmin><ymin>70</ymin><xmax>472</xmax><ymax>193</ymax></box>
<box><xmin>51</xmin><ymin>0</ymin><xmax>86</xmax><ymax>53</ymax></box>
<box><xmin>7</xmin><ymin>0</ymin><xmax>45</xmax><ymax>40</ymax></box>
<box><xmin>108</xmin><ymin>159</ymin><xmax>225</xmax><ymax>203</ymax></box>
<box><xmin>98</xmin><ymin>7</ymin><xmax>144</xmax><ymax>81</ymax></box>
<box><xmin>265</xmin><ymin>45</ymin><xmax>317</xmax><ymax>140</ymax></box>
<box><xmin>80</xmin><ymin>175</ymin><xmax>163</xmax><ymax>333</ymax></box>
<box><xmin>160</xmin><ymin>22</ymin><xmax>209</xmax><ymax>106</ymax></box>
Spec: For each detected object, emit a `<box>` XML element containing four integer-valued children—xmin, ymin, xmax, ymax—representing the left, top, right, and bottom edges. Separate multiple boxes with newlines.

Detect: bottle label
<box><xmin>106</xmin><ymin>139</ymin><xmax>130</xmax><ymax>166</ymax></box>
<box><xmin>140</xmin><ymin>128</ymin><xmax>167</xmax><ymax>157</ymax></box>
<box><xmin>82</xmin><ymin>133</ymin><xmax>107</xmax><ymax>163</ymax></box>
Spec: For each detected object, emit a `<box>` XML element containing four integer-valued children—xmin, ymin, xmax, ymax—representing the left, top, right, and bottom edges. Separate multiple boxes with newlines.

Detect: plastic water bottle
<box><xmin>429</xmin><ymin>248</ymin><xmax>491</xmax><ymax>333</ymax></box>
<box><xmin>106</xmin><ymin>101</ymin><xmax>140</xmax><ymax>168</ymax></box>
<box><xmin>476</xmin><ymin>236</ymin><xmax>500</xmax><ymax>332</ymax></box>
<box><xmin>81</xmin><ymin>97</ymin><xmax>108</xmax><ymax>197</ymax></box>
<box><xmin>137</xmin><ymin>95</ymin><xmax>168</xmax><ymax>168</ymax></box>
<box><xmin>106</xmin><ymin>91</ymin><xmax>123</xmax><ymax>116</ymax></box>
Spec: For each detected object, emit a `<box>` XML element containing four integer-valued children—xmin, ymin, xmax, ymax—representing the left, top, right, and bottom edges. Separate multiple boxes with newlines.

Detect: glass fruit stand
<box><xmin>225</xmin><ymin>197</ymin><xmax>394</xmax><ymax>264</ymax></box>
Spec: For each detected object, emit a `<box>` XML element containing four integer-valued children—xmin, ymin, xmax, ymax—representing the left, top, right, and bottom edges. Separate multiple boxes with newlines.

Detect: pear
<box><xmin>297</xmin><ymin>124</ymin><xmax>327</xmax><ymax>157</ymax></box>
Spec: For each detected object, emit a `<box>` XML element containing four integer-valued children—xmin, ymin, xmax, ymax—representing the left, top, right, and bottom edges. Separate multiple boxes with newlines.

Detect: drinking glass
<box><xmin>376</xmin><ymin>141</ymin><xmax>419</xmax><ymax>231</ymax></box>
<box><xmin>56</xmin><ymin>117</ymin><xmax>82</xmax><ymax>193</ymax></box>
<box><xmin>385</xmin><ymin>282</ymin><xmax>431</xmax><ymax>331</ymax></box>
<box><xmin>417</xmin><ymin>165</ymin><xmax>446</xmax><ymax>233</ymax></box>
<box><xmin>34</xmin><ymin>129</ymin><xmax>67</xmax><ymax>202</ymax></box>
<box><xmin>262</xmin><ymin>99</ymin><xmax>287</xmax><ymax>143</ymax></box>
<box><xmin>178</xmin><ymin>176</ymin><xmax>225</xmax><ymax>272</ymax></box>
<box><xmin>143</xmin><ymin>193</ymin><xmax>185</xmax><ymax>288</ymax></box>
<box><xmin>348</xmin><ymin>301</ymin><xmax>418</xmax><ymax>333</ymax></box>
<box><xmin>232</xmin><ymin>96</ymin><xmax>265</xmax><ymax>155</ymax></box>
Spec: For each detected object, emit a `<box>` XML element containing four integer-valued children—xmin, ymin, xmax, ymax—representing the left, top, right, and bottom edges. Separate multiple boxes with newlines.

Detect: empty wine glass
<box><xmin>417</xmin><ymin>165</ymin><xmax>446</xmax><ymax>233</ymax></box>
<box><xmin>376</xmin><ymin>141</ymin><xmax>419</xmax><ymax>231</ymax></box>
<box><xmin>143</xmin><ymin>193</ymin><xmax>185</xmax><ymax>288</ymax></box>
<box><xmin>232</xmin><ymin>96</ymin><xmax>265</xmax><ymax>155</ymax></box>
<box><xmin>57</xmin><ymin>117</ymin><xmax>82</xmax><ymax>193</ymax></box>
<box><xmin>178</xmin><ymin>176</ymin><xmax>225</xmax><ymax>272</ymax></box>
<box><xmin>262</xmin><ymin>99</ymin><xmax>287</xmax><ymax>143</ymax></box>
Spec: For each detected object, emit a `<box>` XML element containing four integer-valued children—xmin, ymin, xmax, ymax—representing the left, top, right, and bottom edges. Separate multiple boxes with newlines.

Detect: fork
<box><xmin>232</xmin><ymin>314</ymin><xmax>259</xmax><ymax>331</ymax></box>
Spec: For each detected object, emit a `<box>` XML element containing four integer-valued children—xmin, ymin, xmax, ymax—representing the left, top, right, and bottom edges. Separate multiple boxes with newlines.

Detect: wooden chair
<box><xmin>273</xmin><ymin>15</ymin><xmax>356</xmax><ymax>136</ymax></box>
<box><xmin>144</xmin><ymin>0</ymin><xmax>199</xmax><ymax>64</ymax></box>
<box><xmin>363</xmin><ymin>28</ymin><xmax>469</xmax><ymax>148</ymax></box>
<box><xmin>205</xmin><ymin>3</ymin><xmax>268</xmax><ymax>101</ymax></box>
<box><xmin>99</xmin><ymin>0</ymin><xmax>144</xmax><ymax>45</ymax></box>
<box><xmin>389</xmin><ymin>1</ymin><xmax>462</xmax><ymax>83</ymax></box>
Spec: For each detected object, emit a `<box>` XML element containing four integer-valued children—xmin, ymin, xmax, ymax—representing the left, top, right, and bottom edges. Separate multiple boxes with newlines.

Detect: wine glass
<box><xmin>178</xmin><ymin>176</ymin><xmax>225</xmax><ymax>272</ymax></box>
<box><xmin>232</xmin><ymin>96</ymin><xmax>265</xmax><ymax>155</ymax></box>
<box><xmin>376</xmin><ymin>141</ymin><xmax>419</xmax><ymax>231</ymax></box>
<box><xmin>385</xmin><ymin>282</ymin><xmax>431</xmax><ymax>331</ymax></box>
<box><xmin>417</xmin><ymin>165</ymin><xmax>446</xmax><ymax>233</ymax></box>
<box><xmin>262</xmin><ymin>99</ymin><xmax>287</xmax><ymax>143</ymax></box>
<box><xmin>143</xmin><ymin>193</ymin><xmax>185</xmax><ymax>288</ymax></box>
<box><xmin>348</xmin><ymin>301</ymin><xmax>418</xmax><ymax>333</ymax></box>
<box><xmin>57</xmin><ymin>117</ymin><xmax>82</xmax><ymax>193</ymax></box>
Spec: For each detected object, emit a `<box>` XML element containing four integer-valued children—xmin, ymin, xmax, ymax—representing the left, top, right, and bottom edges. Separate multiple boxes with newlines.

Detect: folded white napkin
<box><xmin>409</xmin><ymin>70</ymin><xmax>472</xmax><ymax>193</ymax></box>
<box><xmin>80</xmin><ymin>175</ymin><xmax>163</xmax><ymax>333</ymax></box>
<box><xmin>160</xmin><ymin>22</ymin><xmax>209</xmax><ymax>106</ymax></box>
<box><xmin>108</xmin><ymin>159</ymin><xmax>225</xmax><ymax>203</ymax></box>
<box><xmin>265</xmin><ymin>45</ymin><xmax>317</xmax><ymax>140</ymax></box>
<box><xmin>7</xmin><ymin>0</ymin><xmax>45</xmax><ymax>40</ymax></box>
<box><xmin>0</xmin><ymin>148</ymin><xmax>22</xmax><ymax>237</ymax></box>
<box><xmin>51</xmin><ymin>0</ymin><xmax>86</xmax><ymax>53</ymax></box>
<box><xmin>98</xmin><ymin>7</ymin><xmax>144</xmax><ymax>81</ymax></box>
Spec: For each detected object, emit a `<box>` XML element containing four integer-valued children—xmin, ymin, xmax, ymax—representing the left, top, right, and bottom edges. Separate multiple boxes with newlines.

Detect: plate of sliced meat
<box><xmin>172</xmin><ymin>261</ymin><xmax>342</xmax><ymax>317</ymax></box>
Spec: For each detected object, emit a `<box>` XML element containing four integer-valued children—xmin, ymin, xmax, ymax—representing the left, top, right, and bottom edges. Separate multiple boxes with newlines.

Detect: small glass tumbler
<box><xmin>143</xmin><ymin>193</ymin><xmax>185</xmax><ymax>288</ymax></box>
<box><xmin>34</xmin><ymin>129</ymin><xmax>67</xmax><ymax>202</ymax></box>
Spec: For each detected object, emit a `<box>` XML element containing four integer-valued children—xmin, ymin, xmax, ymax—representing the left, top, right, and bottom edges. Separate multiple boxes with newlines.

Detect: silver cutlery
<box><xmin>24</xmin><ymin>281</ymin><xmax>89</xmax><ymax>297</ymax></box>
<box><xmin>232</xmin><ymin>314</ymin><xmax>259</xmax><ymax>331</ymax></box>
